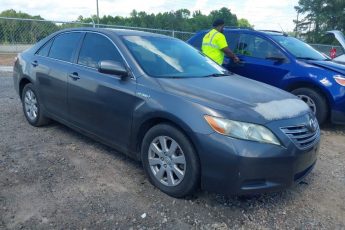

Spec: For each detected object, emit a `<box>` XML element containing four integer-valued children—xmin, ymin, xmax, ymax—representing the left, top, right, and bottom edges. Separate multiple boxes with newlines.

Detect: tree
<box><xmin>237</xmin><ymin>18</ymin><xmax>253</xmax><ymax>28</ymax></box>
<box><xmin>294</xmin><ymin>0</ymin><xmax>345</xmax><ymax>42</ymax></box>
<box><xmin>209</xmin><ymin>7</ymin><xmax>237</xmax><ymax>26</ymax></box>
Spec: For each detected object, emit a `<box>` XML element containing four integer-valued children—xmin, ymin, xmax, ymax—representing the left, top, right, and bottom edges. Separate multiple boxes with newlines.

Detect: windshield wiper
<box><xmin>296</xmin><ymin>57</ymin><xmax>319</xmax><ymax>60</ymax></box>
<box><xmin>203</xmin><ymin>73</ymin><xmax>229</xmax><ymax>77</ymax></box>
<box><xmin>155</xmin><ymin>72</ymin><xmax>231</xmax><ymax>78</ymax></box>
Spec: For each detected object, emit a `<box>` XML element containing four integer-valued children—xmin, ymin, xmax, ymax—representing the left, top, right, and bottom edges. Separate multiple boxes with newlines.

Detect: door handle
<box><xmin>238</xmin><ymin>59</ymin><xmax>246</xmax><ymax>64</ymax></box>
<box><xmin>231</xmin><ymin>59</ymin><xmax>245</xmax><ymax>67</ymax></box>
<box><xmin>236</xmin><ymin>59</ymin><xmax>245</xmax><ymax>66</ymax></box>
<box><xmin>31</xmin><ymin>60</ymin><xmax>38</xmax><ymax>67</ymax></box>
<box><xmin>69</xmin><ymin>72</ymin><xmax>80</xmax><ymax>80</ymax></box>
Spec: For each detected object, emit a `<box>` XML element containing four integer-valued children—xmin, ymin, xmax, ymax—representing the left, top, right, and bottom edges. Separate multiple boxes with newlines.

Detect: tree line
<box><xmin>79</xmin><ymin>8</ymin><xmax>252</xmax><ymax>32</ymax></box>
<box><xmin>1</xmin><ymin>1</ymin><xmax>344</xmax><ymax>45</ymax></box>
<box><xmin>0</xmin><ymin>8</ymin><xmax>252</xmax><ymax>44</ymax></box>
<box><xmin>0</xmin><ymin>9</ymin><xmax>58</xmax><ymax>44</ymax></box>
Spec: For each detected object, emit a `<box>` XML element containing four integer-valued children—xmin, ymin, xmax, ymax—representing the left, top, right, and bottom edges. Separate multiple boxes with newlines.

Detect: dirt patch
<box><xmin>0</xmin><ymin>53</ymin><xmax>17</xmax><ymax>66</ymax></box>
<box><xmin>0</xmin><ymin>75</ymin><xmax>344</xmax><ymax>229</ymax></box>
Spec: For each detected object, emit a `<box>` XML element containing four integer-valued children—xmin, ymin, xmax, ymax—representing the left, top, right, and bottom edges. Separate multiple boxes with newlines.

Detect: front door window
<box><xmin>235</xmin><ymin>34</ymin><xmax>285</xmax><ymax>59</ymax></box>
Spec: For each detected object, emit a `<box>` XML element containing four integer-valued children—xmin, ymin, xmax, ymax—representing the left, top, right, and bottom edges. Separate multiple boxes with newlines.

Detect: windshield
<box><xmin>122</xmin><ymin>36</ymin><xmax>226</xmax><ymax>78</ymax></box>
<box><xmin>272</xmin><ymin>35</ymin><xmax>327</xmax><ymax>61</ymax></box>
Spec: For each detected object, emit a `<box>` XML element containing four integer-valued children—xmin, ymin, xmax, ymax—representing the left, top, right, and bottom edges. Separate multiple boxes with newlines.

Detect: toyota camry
<box><xmin>13</xmin><ymin>28</ymin><xmax>320</xmax><ymax>197</ymax></box>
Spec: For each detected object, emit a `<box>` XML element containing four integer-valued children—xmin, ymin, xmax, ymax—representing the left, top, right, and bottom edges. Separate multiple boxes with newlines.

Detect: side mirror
<box><xmin>98</xmin><ymin>60</ymin><xmax>128</xmax><ymax>77</ymax></box>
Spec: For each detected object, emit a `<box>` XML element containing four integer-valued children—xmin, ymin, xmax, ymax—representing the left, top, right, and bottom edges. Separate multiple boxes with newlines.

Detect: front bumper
<box><xmin>194</xmin><ymin>115</ymin><xmax>320</xmax><ymax>195</ymax></box>
<box><xmin>331</xmin><ymin>109</ymin><xmax>345</xmax><ymax>124</ymax></box>
<box><xmin>330</xmin><ymin>88</ymin><xmax>345</xmax><ymax>124</ymax></box>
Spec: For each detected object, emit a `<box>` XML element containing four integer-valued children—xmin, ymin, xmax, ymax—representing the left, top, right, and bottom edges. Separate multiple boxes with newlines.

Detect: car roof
<box><xmin>57</xmin><ymin>27</ymin><xmax>172</xmax><ymax>38</ymax></box>
<box><xmin>196</xmin><ymin>28</ymin><xmax>286</xmax><ymax>36</ymax></box>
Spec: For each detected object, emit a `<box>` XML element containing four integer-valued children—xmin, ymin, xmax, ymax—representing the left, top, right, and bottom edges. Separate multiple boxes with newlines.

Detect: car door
<box><xmin>68</xmin><ymin>32</ymin><xmax>138</xmax><ymax>149</ymax></box>
<box><xmin>35</xmin><ymin>32</ymin><xmax>83</xmax><ymax>121</ymax></box>
<box><xmin>222</xmin><ymin>31</ymin><xmax>240</xmax><ymax>66</ymax></box>
<box><xmin>226</xmin><ymin>33</ymin><xmax>292</xmax><ymax>87</ymax></box>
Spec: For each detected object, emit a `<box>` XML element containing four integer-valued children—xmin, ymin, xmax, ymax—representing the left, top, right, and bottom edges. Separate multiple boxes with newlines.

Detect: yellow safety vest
<box><xmin>201</xmin><ymin>29</ymin><xmax>228</xmax><ymax>65</ymax></box>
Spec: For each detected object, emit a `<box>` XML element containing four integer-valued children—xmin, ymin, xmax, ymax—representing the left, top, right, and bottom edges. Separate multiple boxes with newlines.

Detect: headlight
<box><xmin>334</xmin><ymin>75</ymin><xmax>345</xmax><ymax>86</ymax></box>
<box><xmin>204</xmin><ymin>115</ymin><xmax>281</xmax><ymax>146</ymax></box>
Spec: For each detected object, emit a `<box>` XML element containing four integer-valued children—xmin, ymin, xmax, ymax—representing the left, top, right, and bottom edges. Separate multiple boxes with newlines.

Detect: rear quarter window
<box><xmin>190</xmin><ymin>32</ymin><xmax>207</xmax><ymax>50</ymax></box>
<box><xmin>36</xmin><ymin>39</ymin><xmax>53</xmax><ymax>57</ymax></box>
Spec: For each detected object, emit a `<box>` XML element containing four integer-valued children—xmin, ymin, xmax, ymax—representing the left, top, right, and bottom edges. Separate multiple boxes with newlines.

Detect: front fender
<box><xmin>128</xmin><ymin>85</ymin><xmax>218</xmax><ymax>156</ymax></box>
<box><xmin>281</xmin><ymin>75</ymin><xmax>336</xmax><ymax>106</ymax></box>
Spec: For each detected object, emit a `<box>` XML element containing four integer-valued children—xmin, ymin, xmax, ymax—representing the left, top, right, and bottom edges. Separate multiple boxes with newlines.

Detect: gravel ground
<box><xmin>0</xmin><ymin>73</ymin><xmax>345</xmax><ymax>229</ymax></box>
<box><xmin>0</xmin><ymin>54</ymin><xmax>16</xmax><ymax>66</ymax></box>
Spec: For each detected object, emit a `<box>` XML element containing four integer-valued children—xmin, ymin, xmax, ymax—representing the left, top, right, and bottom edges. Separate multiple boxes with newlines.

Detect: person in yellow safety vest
<box><xmin>202</xmin><ymin>19</ymin><xmax>240</xmax><ymax>65</ymax></box>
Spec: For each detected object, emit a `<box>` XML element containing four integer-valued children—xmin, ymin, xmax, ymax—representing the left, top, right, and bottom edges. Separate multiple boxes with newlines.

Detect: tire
<box><xmin>141</xmin><ymin>123</ymin><xmax>200</xmax><ymax>198</ymax></box>
<box><xmin>291</xmin><ymin>87</ymin><xmax>328</xmax><ymax>125</ymax></box>
<box><xmin>21</xmin><ymin>83</ymin><xmax>50</xmax><ymax>127</ymax></box>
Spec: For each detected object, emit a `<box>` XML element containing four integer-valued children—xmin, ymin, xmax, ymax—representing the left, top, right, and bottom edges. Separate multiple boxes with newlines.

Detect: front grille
<box><xmin>281</xmin><ymin>124</ymin><xmax>320</xmax><ymax>149</ymax></box>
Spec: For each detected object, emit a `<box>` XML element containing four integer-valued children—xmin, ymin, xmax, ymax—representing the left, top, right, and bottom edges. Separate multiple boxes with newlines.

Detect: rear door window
<box><xmin>36</xmin><ymin>39</ymin><xmax>53</xmax><ymax>57</ymax></box>
<box><xmin>49</xmin><ymin>32</ymin><xmax>82</xmax><ymax>62</ymax></box>
<box><xmin>77</xmin><ymin>33</ymin><xmax>123</xmax><ymax>68</ymax></box>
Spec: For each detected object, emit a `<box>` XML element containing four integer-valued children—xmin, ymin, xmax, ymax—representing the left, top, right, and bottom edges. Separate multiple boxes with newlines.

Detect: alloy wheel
<box><xmin>24</xmin><ymin>89</ymin><xmax>38</xmax><ymax>121</ymax></box>
<box><xmin>297</xmin><ymin>94</ymin><xmax>317</xmax><ymax>114</ymax></box>
<box><xmin>148</xmin><ymin>136</ymin><xmax>186</xmax><ymax>186</ymax></box>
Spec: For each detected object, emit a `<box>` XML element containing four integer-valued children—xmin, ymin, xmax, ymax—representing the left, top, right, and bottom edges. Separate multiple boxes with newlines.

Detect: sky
<box><xmin>0</xmin><ymin>0</ymin><xmax>300</xmax><ymax>31</ymax></box>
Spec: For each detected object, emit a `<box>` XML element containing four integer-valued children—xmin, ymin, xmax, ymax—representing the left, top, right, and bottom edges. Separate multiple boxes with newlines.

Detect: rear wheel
<box><xmin>141</xmin><ymin>124</ymin><xmax>200</xmax><ymax>198</ymax></box>
<box><xmin>22</xmin><ymin>83</ymin><xmax>50</xmax><ymax>126</ymax></box>
<box><xmin>291</xmin><ymin>87</ymin><xmax>328</xmax><ymax>124</ymax></box>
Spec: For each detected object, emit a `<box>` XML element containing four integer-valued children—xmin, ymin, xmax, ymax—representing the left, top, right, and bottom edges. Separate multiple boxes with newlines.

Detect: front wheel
<box><xmin>291</xmin><ymin>87</ymin><xmax>328</xmax><ymax>125</ymax></box>
<box><xmin>141</xmin><ymin>124</ymin><xmax>200</xmax><ymax>198</ymax></box>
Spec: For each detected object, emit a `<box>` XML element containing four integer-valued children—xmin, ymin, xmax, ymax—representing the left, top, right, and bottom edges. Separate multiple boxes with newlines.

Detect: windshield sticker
<box><xmin>125</xmin><ymin>36</ymin><xmax>183</xmax><ymax>72</ymax></box>
<box><xmin>253</xmin><ymin>98</ymin><xmax>309</xmax><ymax>120</ymax></box>
<box><xmin>205</xmin><ymin>58</ymin><xmax>225</xmax><ymax>72</ymax></box>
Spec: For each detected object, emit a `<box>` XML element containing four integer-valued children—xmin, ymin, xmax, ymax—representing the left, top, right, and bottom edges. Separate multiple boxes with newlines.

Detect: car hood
<box><xmin>333</xmin><ymin>55</ymin><xmax>345</xmax><ymax>65</ymax></box>
<box><xmin>306</xmin><ymin>60</ymin><xmax>345</xmax><ymax>75</ymax></box>
<box><xmin>157</xmin><ymin>74</ymin><xmax>310</xmax><ymax>124</ymax></box>
<box><xmin>326</xmin><ymin>30</ymin><xmax>345</xmax><ymax>50</ymax></box>
<box><xmin>325</xmin><ymin>30</ymin><xmax>345</xmax><ymax>65</ymax></box>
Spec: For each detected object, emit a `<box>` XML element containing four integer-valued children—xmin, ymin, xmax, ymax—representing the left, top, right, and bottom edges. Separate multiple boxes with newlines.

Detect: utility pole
<box><xmin>295</xmin><ymin>12</ymin><xmax>299</xmax><ymax>38</ymax></box>
<box><xmin>90</xmin><ymin>16</ymin><xmax>95</xmax><ymax>28</ymax></box>
<box><xmin>96</xmin><ymin>0</ymin><xmax>99</xmax><ymax>26</ymax></box>
<box><xmin>294</xmin><ymin>6</ymin><xmax>301</xmax><ymax>38</ymax></box>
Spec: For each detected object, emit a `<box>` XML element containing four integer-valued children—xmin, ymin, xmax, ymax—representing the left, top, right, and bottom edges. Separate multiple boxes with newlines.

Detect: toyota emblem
<box><xmin>308</xmin><ymin>118</ymin><xmax>318</xmax><ymax>132</ymax></box>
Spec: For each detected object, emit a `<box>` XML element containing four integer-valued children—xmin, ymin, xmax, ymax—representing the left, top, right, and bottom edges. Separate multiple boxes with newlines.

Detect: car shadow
<box><xmin>321</xmin><ymin>122</ymin><xmax>345</xmax><ymax>133</ymax></box>
<box><xmin>45</xmin><ymin>120</ymin><xmax>141</xmax><ymax>167</ymax></box>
